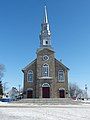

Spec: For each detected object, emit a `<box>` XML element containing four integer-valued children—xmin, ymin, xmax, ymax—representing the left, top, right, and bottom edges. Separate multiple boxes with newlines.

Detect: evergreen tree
<box><xmin>0</xmin><ymin>81</ymin><xmax>3</xmax><ymax>96</ymax></box>
<box><xmin>0</xmin><ymin>64</ymin><xmax>5</xmax><ymax>97</ymax></box>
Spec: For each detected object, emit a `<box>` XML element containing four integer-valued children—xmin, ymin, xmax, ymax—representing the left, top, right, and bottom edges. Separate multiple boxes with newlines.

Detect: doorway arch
<box><xmin>42</xmin><ymin>83</ymin><xmax>50</xmax><ymax>98</ymax></box>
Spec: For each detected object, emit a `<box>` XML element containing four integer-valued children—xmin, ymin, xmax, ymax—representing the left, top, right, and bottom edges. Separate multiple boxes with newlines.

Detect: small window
<box><xmin>58</xmin><ymin>70</ymin><xmax>64</xmax><ymax>82</ymax></box>
<box><xmin>43</xmin><ymin>55</ymin><xmax>49</xmax><ymax>61</ymax></box>
<box><xmin>42</xmin><ymin>64</ymin><xmax>49</xmax><ymax>77</ymax></box>
<box><xmin>28</xmin><ymin>70</ymin><xmax>33</xmax><ymax>82</ymax></box>
<box><xmin>46</xmin><ymin>41</ymin><xmax>48</xmax><ymax>44</ymax></box>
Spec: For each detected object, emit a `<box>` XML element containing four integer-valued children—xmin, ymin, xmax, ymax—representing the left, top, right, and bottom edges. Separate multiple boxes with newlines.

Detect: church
<box><xmin>22</xmin><ymin>6</ymin><xmax>69</xmax><ymax>98</ymax></box>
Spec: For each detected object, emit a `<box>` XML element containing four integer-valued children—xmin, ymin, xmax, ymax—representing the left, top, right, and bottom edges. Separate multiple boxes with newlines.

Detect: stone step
<box><xmin>13</xmin><ymin>98</ymin><xmax>81</xmax><ymax>105</ymax></box>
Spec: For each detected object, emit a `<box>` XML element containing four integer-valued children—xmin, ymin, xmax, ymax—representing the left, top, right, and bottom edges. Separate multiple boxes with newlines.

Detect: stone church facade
<box><xmin>22</xmin><ymin>6</ymin><xmax>69</xmax><ymax>98</ymax></box>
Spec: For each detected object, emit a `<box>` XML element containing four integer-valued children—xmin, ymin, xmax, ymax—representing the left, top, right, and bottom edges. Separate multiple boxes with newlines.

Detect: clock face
<box><xmin>43</xmin><ymin>55</ymin><xmax>49</xmax><ymax>61</ymax></box>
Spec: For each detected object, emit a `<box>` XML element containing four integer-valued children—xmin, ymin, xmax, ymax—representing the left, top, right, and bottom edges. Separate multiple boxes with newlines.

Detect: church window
<box><xmin>42</xmin><ymin>64</ymin><xmax>49</xmax><ymax>77</ymax></box>
<box><xmin>43</xmin><ymin>55</ymin><xmax>49</xmax><ymax>61</ymax></box>
<box><xmin>43</xmin><ymin>39</ymin><xmax>48</xmax><ymax>45</ymax></box>
<box><xmin>46</xmin><ymin>41</ymin><xmax>48</xmax><ymax>44</ymax></box>
<box><xmin>58</xmin><ymin>70</ymin><xmax>64</xmax><ymax>82</ymax></box>
<box><xmin>28</xmin><ymin>70</ymin><xmax>33</xmax><ymax>82</ymax></box>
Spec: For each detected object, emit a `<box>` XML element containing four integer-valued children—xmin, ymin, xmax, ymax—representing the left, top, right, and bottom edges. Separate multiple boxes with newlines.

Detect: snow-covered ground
<box><xmin>0</xmin><ymin>101</ymin><xmax>90</xmax><ymax>120</ymax></box>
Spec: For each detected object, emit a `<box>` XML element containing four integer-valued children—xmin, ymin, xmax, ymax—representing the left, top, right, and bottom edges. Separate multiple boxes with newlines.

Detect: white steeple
<box><xmin>44</xmin><ymin>6</ymin><xmax>48</xmax><ymax>23</ymax></box>
<box><xmin>39</xmin><ymin>6</ymin><xmax>51</xmax><ymax>48</ymax></box>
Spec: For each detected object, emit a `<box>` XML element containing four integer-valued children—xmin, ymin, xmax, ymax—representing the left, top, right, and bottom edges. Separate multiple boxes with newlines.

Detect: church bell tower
<box><xmin>39</xmin><ymin>6</ymin><xmax>51</xmax><ymax>48</ymax></box>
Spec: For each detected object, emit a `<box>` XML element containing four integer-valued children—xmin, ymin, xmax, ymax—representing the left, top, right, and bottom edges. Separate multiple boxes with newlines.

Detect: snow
<box><xmin>0</xmin><ymin>103</ymin><xmax>90</xmax><ymax>120</ymax></box>
<box><xmin>81</xmin><ymin>100</ymin><xmax>90</xmax><ymax>103</ymax></box>
<box><xmin>0</xmin><ymin>101</ymin><xmax>8</xmax><ymax>105</ymax></box>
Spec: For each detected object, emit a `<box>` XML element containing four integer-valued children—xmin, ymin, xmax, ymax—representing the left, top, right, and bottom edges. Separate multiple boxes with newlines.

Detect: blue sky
<box><xmin>0</xmin><ymin>0</ymin><xmax>90</xmax><ymax>96</ymax></box>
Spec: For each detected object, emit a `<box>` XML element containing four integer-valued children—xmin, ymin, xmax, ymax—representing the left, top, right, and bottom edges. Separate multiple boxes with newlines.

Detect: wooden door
<box><xmin>42</xmin><ymin>87</ymin><xmax>50</xmax><ymax>98</ymax></box>
<box><xmin>27</xmin><ymin>90</ymin><xmax>33</xmax><ymax>98</ymax></box>
<box><xmin>59</xmin><ymin>89</ymin><xmax>65</xmax><ymax>98</ymax></box>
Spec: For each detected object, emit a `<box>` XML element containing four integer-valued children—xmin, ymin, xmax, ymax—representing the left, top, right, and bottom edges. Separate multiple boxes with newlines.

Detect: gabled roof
<box><xmin>22</xmin><ymin>57</ymin><xmax>69</xmax><ymax>72</ymax></box>
<box><xmin>22</xmin><ymin>59</ymin><xmax>37</xmax><ymax>72</ymax></box>
<box><xmin>55</xmin><ymin>58</ymin><xmax>69</xmax><ymax>70</ymax></box>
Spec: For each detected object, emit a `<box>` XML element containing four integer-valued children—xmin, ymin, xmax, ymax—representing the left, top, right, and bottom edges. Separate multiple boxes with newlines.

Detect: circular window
<box><xmin>43</xmin><ymin>55</ymin><xmax>49</xmax><ymax>61</ymax></box>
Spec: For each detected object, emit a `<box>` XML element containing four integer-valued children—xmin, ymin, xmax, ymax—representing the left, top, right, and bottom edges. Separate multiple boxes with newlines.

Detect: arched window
<box><xmin>27</xmin><ymin>70</ymin><xmax>33</xmax><ymax>82</ymax></box>
<box><xmin>42</xmin><ymin>64</ymin><xmax>49</xmax><ymax>77</ymax></box>
<box><xmin>58</xmin><ymin>70</ymin><xmax>64</xmax><ymax>82</ymax></box>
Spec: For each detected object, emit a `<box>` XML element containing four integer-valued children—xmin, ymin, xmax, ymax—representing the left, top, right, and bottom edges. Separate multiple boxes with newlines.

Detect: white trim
<box><xmin>43</xmin><ymin>63</ymin><xmax>49</xmax><ymax>66</ymax></box>
<box><xmin>43</xmin><ymin>55</ymin><xmax>49</xmax><ymax>61</ymax></box>
<box><xmin>27</xmin><ymin>88</ymin><xmax>33</xmax><ymax>91</ymax></box>
<box><xmin>42</xmin><ymin>83</ymin><xmax>50</xmax><ymax>87</ymax></box>
<box><xmin>59</xmin><ymin>88</ymin><xmax>65</xmax><ymax>91</ymax></box>
<box><xmin>39</xmin><ymin>77</ymin><xmax>52</xmax><ymax>79</ymax></box>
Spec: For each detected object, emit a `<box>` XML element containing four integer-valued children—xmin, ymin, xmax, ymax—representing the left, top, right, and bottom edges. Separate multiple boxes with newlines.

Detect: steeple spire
<box><xmin>44</xmin><ymin>6</ymin><xmax>48</xmax><ymax>23</ymax></box>
<box><xmin>39</xmin><ymin>6</ymin><xmax>51</xmax><ymax>48</ymax></box>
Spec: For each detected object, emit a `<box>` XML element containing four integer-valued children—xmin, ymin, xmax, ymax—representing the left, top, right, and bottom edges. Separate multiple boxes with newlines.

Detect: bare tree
<box><xmin>69</xmin><ymin>83</ymin><xmax>83</xmax><ymax>99</ymax></box>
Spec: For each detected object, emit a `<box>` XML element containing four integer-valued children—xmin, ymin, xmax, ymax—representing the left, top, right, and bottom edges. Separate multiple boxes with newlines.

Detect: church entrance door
<box><xmin>42</xmin><ymin>83</ymin><xmax>50</xmax><ymax>98</ymax></box>
<box><xmin>27</xmin><ymin>89</ymin><xmax>33</xmax><ymax>98</ymax></box>
<box><xmin>42</xmin><ymin>87</ymin><xmax>50</xmax><ymax>98</ymax></box>
<box><xmin>59</xmin><ymin>89</ymin><xmax>65</xmax><ymax>98</ymax></box>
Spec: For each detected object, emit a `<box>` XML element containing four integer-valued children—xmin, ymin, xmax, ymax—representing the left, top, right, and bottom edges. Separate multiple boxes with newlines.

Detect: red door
<box><xmin>27</xmin><ymin>90</ymin><xmax>33</xmax><ymax>98</ymax></box>
<box><xmin>42</xmin><ymin>87</ymin><xmax>50</xmax><ymax>98</ymax></box>
<box><xmin>59</xmin><ymin>89</ymin><xmax>65</xmax><ymax>98</ymax></box>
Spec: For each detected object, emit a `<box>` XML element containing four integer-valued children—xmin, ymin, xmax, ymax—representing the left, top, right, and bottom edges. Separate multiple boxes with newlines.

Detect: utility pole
<box><xmin>85</xmin><ymin>84</ymin><xmax>88</xmax><ymax>100</ymax></box>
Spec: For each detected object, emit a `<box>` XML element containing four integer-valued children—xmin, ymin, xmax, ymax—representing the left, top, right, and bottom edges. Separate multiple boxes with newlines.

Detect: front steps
<box><xmin>14</xmin><ymin>98</ymin><xmax>81</xmax><ymax>105</ymax></box>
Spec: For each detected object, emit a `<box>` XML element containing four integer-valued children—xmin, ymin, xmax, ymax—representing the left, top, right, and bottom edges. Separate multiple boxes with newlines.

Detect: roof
<box><xmin>22</xmin><ymin>57</ymin><xmax>69</xmax><ymax>72</ymax></box>
<box><xmin>55</xmin><ymin>58</ymin><xmax>69</xmax><ymax>70</ymax></box>
<box><xmin>22</xmin><ymin>59</ymin><xmax>37</xmax><ymax>72</ymax></box>
<box><xmin>36</xmin><ymin>47</ymin><xmax>54</xmax><ymax>54</ymax></box>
